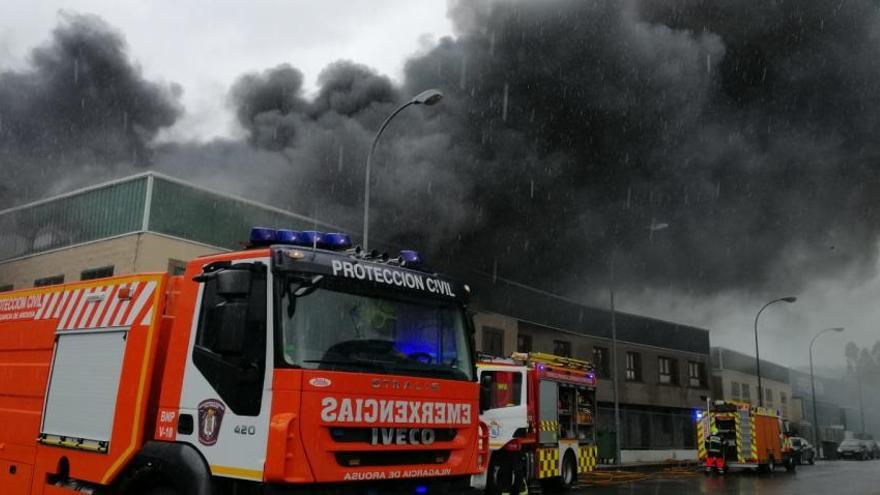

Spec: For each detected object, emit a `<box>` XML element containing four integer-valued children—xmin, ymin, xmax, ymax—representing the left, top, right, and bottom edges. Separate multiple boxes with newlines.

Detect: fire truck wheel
<box><xmin>556</xmin><ymin>451</ymin><xmax>577</xmax><ymax>491</ymax></box>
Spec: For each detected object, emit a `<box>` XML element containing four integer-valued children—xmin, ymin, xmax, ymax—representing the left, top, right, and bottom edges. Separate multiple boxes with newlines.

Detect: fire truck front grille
<box><xmin>328</xmin><ymin>427</ymin><xmax>457</xmax><ymax>443</ymax></box>
<box><xmin>335</xmin><ymin>450</ymin><xmax>451</xmax><ymax>467</ymax></box>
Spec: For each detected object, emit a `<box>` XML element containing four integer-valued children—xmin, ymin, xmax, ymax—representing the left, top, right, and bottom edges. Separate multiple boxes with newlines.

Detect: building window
<box><xmin>517</xmin><ymin>333</ymin><xmax>532</xmax><ymax>353</ymax></box>
<box><xmin>0</xmin><ymin>284</ymin><xmax>12</xmax><ymax>292</ymax></box>
<box><xmin>765</xmin><ymin>388</ymin><xmax>773</xmax><ymax>406</ymax></box>
<box><xmin>592</xmin><ymin>346</ymin><xmax>611</xmax><ymax>379</ymax></box>
<box><xmin>167</xmin><ymin>259</ymin><xmax>187</xmax><ymax>276</ymax></box>
<box><xmin>553</xmin><ymin>340</ymin><xmax>572</xmax><ymax>357</ymax></box>
<box><xmin>34</xmin><ymin>275</ymin><xmax>64</xmax><ymax>287</ymax></box>
<box><xmin>781</xmin><ymin>392</ymin><xmax>787</xmax><ymax>415</ymax></box>
<box><xmin>482</xmin><ymin>327</ymin><xmax>505</xmax><ymax>357</ymax></box>
<box><xmin>688</xmin><ymin>361</ymin><xmax>706</xmax><ymax>387</ymax></box>
<box><xmin>625</xmin><ymin>352</ymin><xmax>642</xmax><ymax>381</ymax></box>
<box><xmin>658</xmin><ymin>357</ymin><xmax>678</xmax><ymax>385</ymax></box>
<box><xmin>730</xmin><ymin>381</ymin><xmax>741</xmax><ymax>398</ymax></box>
<box><xmin>81</xmin><ymin>266</ymin><xmax>114</xmax><ymax>281</ymax></box>
<box><xmin>741</xmin><ymin>384</ymin><xmax>751</xmax><ymax>401</ymax></box>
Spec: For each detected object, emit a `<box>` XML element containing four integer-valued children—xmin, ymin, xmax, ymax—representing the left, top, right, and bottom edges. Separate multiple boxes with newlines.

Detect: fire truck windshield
<box><xmin>280</xmin><ymin>284</ymin><xmax>474</xmax><ymax>381</ymax></box>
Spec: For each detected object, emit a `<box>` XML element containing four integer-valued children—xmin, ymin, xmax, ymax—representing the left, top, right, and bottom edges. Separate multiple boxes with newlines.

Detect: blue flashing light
<box><xmin>415</xmin><ymin>485</ymin><xmax>428</xmax><ymax>495</ymax></box>
<box><xmin>275</xmin><ymin>229</ymin><xmax>303</xmax><ymax>244</ymax></box>
<box><xmin>300</xmin><ymin>230</ymin><xmax>324</xmax><ymax>247</ymax></box>
<box><xmin>400</xmin><ymin>250</ymin><xmax>422</xmax><ymax>266</ymax></box>
<box><xmin>249</xmin><ymin>227</ymin><xmax>277</xmax><ymax>245</ymax></box>
<box><xmin>323</xmin><ymin>232</ymin><xmax>353</xmax><ymax>250</ymax></box>
<box><xmin>695</xmin><ymin>410</ymin><xmax>704</xmax><ymax>421</ymax></box>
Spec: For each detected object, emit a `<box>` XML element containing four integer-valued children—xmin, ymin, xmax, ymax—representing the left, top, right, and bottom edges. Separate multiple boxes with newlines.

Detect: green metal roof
<box><xmin>0</xmin><ymin>173</ymin><xmax>341</xmax><ymax>262</ymax></box>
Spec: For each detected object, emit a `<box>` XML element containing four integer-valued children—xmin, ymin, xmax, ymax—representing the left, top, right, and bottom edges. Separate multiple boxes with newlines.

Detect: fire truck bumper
<box><xmin>264</xmin><ymin>475</ymin><xmax>479</xmax><ymax>495</ymax></box>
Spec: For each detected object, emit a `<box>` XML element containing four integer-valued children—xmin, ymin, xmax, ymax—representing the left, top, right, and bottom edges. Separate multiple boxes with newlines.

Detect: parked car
<box><xmin>790</xmin><ymin>437</ymin><xmax>816</xmax><ymax>464</ymax></box>
<box><xmin>838</xmin><ymin>439</ymin><xmax>873</xmax><ymax>460</ymax></box>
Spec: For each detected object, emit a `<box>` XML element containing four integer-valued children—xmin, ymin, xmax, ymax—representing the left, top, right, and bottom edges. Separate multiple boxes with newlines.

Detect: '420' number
<box><xmin>234</xmin><ymin>425</ymin><xmax>256</xmax><ymax>436</ymax></box>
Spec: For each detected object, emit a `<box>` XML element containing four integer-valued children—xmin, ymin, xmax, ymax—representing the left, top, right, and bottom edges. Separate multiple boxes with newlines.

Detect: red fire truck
<box><xmin>472</xmin><ymin>352</ymin><xmax>598</xmax><ymax>493</ymax></box>
<box><xmin>0</xmin><ymin>227</ymin><xmax>488</xmax><ymax>495</ymax></box>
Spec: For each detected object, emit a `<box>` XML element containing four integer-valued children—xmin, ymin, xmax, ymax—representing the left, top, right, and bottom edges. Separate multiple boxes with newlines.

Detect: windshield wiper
<box><xmin>302</xmin><ymin>358</ymin><xmax>389</xmax><ymax>371</ymax></box>
<box><xmin>390</xmin><ymin>362</ymin><xmax>469</xmax><ymax>380</ymax></box>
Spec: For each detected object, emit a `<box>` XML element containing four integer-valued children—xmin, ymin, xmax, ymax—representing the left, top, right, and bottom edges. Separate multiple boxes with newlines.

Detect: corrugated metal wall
<box><xmin>148</xmin><ymin>176</ymin><xmax>339</xmax><ymax>249</ymax></box>
<box><xmin>0</xmin><ymin>178</ymin><xmax>147</xmax><ymax>262</ymax></box>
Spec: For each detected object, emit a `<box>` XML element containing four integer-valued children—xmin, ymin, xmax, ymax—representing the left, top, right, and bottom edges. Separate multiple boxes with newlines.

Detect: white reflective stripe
<box><xmin>111</xmin><ymin>282</ymin><xmax>139</xmax><ymax>327</ymax></box>
<box><xmin>125</xmin><ymin>281</ymin><xmax>156</xmax><ymax>326</ymax></box>
<box><xmin>100</xmin><ymin>286</ymin><xmax>123</xmax><ymax>328</ymax></box>
<box><xmin>75</xmin><ymin>286</ymin><xmax>104</xmax><ymax>329</ymax></box>
<box><xmin>34</xmin><ymin>293</ymin><xmax>54</xmax><ymax>320</ymax></box>
<box><xmin>64</xmin><ymin>288</ymin><xmax>94</xmax><ymax>329</ymax></box>
<box><xmin>52</xmin><ymin>291</ymin><xmax>71</xmax><ymax>319</ymax></box>
<box><xmin>140</xmin><ymin>307</ymin><xmax>154</xmax><ymax>326</ymax></box>
<box><xmin>57</xmin><ymin>289</ymin><xmax>82</xmax><ymax>329</ymax></box>
<box><xmin>87</xmin><ymin>286</ymin><xmax>116</xmax><ymax>328</ymax></box>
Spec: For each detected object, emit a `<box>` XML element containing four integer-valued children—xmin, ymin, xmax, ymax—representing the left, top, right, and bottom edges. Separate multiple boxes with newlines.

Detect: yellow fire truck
<box><xmin>472</xmin><ymin>352</ymin><xmax>599</xmax><ymax>493</ymax></box>
<box><xmin>697</xmin><ymin>400</ymin><xmax>796</xmax><ymax>475</ymax></box>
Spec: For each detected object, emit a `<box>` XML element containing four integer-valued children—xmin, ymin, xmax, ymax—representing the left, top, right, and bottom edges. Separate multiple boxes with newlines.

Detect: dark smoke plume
<box><xmin>0</xmin><ymin>12</ymin><xmax>182</xmax><ymax>206</ymax></box>
<box><xmin>7</xmin><ymin>2</ymin><xmax>880</xmax><ymax>300</ymax></box>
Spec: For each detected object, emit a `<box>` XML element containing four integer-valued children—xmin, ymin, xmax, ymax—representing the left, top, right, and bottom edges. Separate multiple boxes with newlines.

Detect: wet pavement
<box><xmin>571</xmin><ymin>460</ymin><xmax>880</xmax><ymax>494</ymax></box>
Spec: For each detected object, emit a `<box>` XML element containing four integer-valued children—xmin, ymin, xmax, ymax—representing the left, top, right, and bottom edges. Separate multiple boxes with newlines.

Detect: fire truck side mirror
<box><xmin>208</xmin><ymin>301</ymin><xmax>249</xmax><ymax>355</ymax></box>
<box><xmin>216</xmin><ymin>269</ymin><xmax>252</xmax><ymax>296</ymax></box>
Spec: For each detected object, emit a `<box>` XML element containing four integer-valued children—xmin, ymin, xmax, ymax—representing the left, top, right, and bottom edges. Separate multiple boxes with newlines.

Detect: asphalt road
<box><xmin>571</xmin><ymin>460</ymin><xmax>880</xmax><ymax>494</ymax></box>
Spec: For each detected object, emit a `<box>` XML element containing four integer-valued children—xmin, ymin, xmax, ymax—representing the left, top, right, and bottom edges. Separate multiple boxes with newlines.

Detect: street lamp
<box><xmin>754</xmin><ymin>296</ymin><xmax>797</xmax><ymax>406</ymax></box>
<box><xmin>809</xmin><ymin>326</ymin><xmax>844</xmax><ymax>457</ymax></box>
<box><xmin>609</xmin><ymin>220</ymin><xmax>669</xmax><ymax>465</ymax></box>
<box><xmin>362</xmin><ymin>89</ymin><xmax>443</xmax><ymax>251</ymax></box>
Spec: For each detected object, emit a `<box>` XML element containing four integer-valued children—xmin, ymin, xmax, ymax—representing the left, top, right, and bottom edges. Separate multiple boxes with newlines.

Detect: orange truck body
<box><xmin>697</xmin><ymin>400</ymin><xmax>795</xmax><ymax>474</ymax></box>
<box><xmin>0</xmin><ymin>242</ymin><xmax>486</xmax><ymax>495</ymax></box>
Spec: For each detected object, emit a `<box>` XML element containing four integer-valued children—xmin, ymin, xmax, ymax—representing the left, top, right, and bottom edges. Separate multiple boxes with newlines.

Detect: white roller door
<box><xmin>42</xmin><ymin>328</ymin><xmax>128</xmax><ymax>443</ymax></box>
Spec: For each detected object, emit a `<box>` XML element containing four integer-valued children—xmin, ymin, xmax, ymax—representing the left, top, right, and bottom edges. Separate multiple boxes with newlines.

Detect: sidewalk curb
<box><xmin>596</xmin><ymin>461</ymin><xmax>700</xmax><ymax>472</ymax></box>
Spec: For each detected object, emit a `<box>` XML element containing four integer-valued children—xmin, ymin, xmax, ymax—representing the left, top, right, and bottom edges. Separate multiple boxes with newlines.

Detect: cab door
<box><xmin>478</xmin><ymin>367</ymin><xmax>528</xmax><ymax>449</ymax></box>
<box><xmin>176</xmin><ymin>260</ymin><xmax>274</xmax><ymax>482</ymax></box>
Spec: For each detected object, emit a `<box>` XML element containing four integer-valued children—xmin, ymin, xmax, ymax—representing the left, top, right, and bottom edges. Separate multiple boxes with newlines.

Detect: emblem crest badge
<box><xmin>197</xmin><ymin>399</ymin><xmax>225</xmax><ymax>446</ymax></box>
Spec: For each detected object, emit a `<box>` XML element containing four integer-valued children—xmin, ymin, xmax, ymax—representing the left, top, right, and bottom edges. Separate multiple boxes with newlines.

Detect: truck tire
<box><xmin>555</xmin><ymin>451</ymin><xmax>577</xmax><ymax>491</ymax></box>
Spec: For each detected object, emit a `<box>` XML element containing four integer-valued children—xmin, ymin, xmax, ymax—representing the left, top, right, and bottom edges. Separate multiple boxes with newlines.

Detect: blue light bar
<box><xmin>275</xmin><ymin>229</ymin><xmax>303</xmax><ymax>245</ymax></box>
<box><xmin>249</xmin><ymin>227</ymin><xmax>277</xmax><ymax>246</ymax></box>
<box><xmin>415</xmin><ymin>485</ymin><xmax>428</xmax><ymax>495</ymax></box>
<box><xmin>323</xmin><ymin>233</ymin><xmax>353</xmax><ymax>250</ymax></box>
<box><xmin>399</xmin><ymin>250</ymin><xmax>422</xmax><ymax>266</ymax></box>
<box><xmin>300</xmin><ymin>230</ymin><xmax>324</xmax><ymax>247</ymax></box>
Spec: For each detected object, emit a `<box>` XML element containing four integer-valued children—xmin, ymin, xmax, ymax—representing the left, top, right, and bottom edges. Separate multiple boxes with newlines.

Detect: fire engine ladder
<box><xmin>510</xmin><ymin>352</ymin><xmax>594</xmax><ymax>371</ymax></box>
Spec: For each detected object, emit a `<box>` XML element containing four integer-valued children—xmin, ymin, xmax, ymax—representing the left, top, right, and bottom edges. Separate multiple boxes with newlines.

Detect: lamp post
<box><xmin>609</xmin><ymin>220</ymin><xmax>668</xmax><ymax>465</ymax></box>
<box><xmin>753</xmin><ymin>296</ymin><xmax>797</xmax><ymax>406</ymax></box>
<box><xmin>809</xmin><ymin>327</ymin><xmax>844</xmax><ymax>457</ymax></box>
<box><xmin>362</xmin><ymin>89</ymin><xmax>443</xmax><ymax>251</ymax></box>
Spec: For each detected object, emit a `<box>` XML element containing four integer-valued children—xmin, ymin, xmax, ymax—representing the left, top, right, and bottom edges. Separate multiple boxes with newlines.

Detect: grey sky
<box><xmin>0</xmin><ymin>0</ymin><xmax>451</xmax><ymax>140</ymax></box>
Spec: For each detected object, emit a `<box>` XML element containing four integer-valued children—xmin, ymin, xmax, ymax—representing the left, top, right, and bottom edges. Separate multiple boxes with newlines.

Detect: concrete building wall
<box><xmin>514</xmin><ymin>321</ymin><xmax>710</xmax><ymax>409</ymax></box>
<box><xmin>711</xmin><ymin>368</ymin><xmax>793</xmax><ymax>419</ymax></box>
<box><xmin>0</xmin><ymin>232</ymin><xmax>223</xmax><ymax>290</ymax></box>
